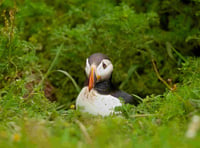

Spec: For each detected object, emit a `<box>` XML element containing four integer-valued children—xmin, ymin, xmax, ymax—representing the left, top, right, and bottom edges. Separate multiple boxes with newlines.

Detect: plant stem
<box><xmin>152</xmin><ymin>59</ymin><xmax>172</xmax><ymax>90</ymax></box>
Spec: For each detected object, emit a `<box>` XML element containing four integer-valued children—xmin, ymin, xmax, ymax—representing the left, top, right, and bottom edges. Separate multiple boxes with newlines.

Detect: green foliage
<box><xmin>0</xmin><ymin>0</ymin><xmax>200</xmax><ymax>147</ymax></box>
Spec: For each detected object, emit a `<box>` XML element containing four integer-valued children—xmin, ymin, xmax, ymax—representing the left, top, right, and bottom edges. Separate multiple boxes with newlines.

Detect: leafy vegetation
<box><xmin>0</xmin><ymin>0</ymin><xmax>200</xmax><ymax>147</ymax></box>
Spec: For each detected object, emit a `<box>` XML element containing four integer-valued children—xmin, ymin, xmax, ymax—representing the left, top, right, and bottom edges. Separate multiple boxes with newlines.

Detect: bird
<box><xmin>76</xmin><ymin>53</ymin><xmax>139</xmax><ymax>116</ymax></box>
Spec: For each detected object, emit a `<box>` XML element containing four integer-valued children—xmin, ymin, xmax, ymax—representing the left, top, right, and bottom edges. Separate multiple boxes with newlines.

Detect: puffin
<box><xmin>76</xmin><ymin>53</ymin><xmax>138</xmax><ymax>116</ymax></box>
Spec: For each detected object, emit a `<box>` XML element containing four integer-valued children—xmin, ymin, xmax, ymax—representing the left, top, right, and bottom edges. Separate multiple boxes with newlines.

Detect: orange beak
<box><xmin>88</xmin><ymin>66</ymin><xmax>97</xmax><ymax>91</ymax></box>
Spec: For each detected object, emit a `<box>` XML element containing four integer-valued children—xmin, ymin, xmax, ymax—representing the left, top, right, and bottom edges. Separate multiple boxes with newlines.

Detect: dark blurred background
<box><xmin>0</xmin><ymin>0</ymin><xmax>200</xmax><ymax>107</ymax></box>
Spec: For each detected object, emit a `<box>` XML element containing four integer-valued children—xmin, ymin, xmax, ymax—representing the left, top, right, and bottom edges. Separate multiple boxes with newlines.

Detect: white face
<box><xmin>85</xmin><ymin>58</ymin><xmax>113</xmax><ymax>82</ymax></box>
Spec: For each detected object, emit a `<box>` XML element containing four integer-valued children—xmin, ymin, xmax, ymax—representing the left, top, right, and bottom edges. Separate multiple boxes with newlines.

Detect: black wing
<box><xmin>87</xmin><ymin>78</ymin><xmax>140</xmax><ymax>105</ymax></box>
<box><xmin>111</xmin><ymin>90</ymin><xmax>139</xmax><ymax>105</ymax></box>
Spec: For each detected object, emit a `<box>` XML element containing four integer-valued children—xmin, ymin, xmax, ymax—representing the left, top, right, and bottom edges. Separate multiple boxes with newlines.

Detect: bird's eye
<box><xmin>102</xmin><ymin>62</ymin><xmax>107</xmax><ymax>69</ymax></box>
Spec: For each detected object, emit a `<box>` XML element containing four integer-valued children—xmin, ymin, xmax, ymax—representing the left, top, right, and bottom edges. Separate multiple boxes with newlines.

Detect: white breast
<box><xmin>76</xmin><ymin>87</ymin><xmax>122</xmax><ymax>116</ymax></box>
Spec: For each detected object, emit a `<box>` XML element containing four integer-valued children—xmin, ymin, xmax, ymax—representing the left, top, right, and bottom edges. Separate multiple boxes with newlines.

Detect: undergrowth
<box><xmin>0</xmin><ymin>58</ymin><xmax>199</xmax><ymax>147</ymax></box>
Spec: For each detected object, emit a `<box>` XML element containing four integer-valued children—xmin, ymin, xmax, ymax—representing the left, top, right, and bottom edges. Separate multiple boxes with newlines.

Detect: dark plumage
<box><xmin>88</xmin><ymin>53</ymin><xmax>109</xmax><ymax>66</ymax></box>
<box><xmin>96</xmin><ymin>81</ymin><xmax>139</xmax><ymax>105</ymax></box>
<box><xmin>85</xmin><ymin>76</ymin><xmax>139</xmax><ymax>105</ymax></box>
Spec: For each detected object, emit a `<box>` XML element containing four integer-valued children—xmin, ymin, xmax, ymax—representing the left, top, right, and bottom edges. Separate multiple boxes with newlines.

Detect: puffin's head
<box><xmin>85</xmin><ymin>53</ymin><xmax>113</xmax><ymax>91</ymax></box>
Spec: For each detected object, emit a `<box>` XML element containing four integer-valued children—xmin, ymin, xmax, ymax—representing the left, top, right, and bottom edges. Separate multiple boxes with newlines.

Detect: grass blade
<box><xmin>57</xmin><ymin>69</ymin><xmax>80</xmax><ymax>93</ymax></box>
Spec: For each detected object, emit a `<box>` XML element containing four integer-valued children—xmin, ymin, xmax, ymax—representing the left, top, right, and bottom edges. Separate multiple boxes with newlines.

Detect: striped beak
<box><xmin>88</xmin><ymin>65</ymin><xmax>97</xmax><ymax>91</ymax></box>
